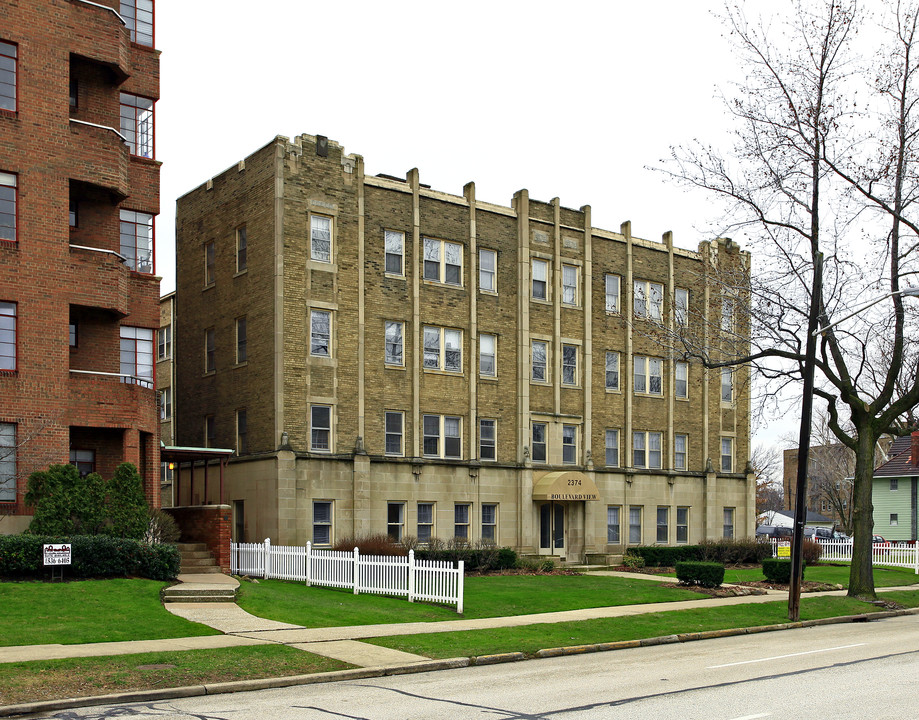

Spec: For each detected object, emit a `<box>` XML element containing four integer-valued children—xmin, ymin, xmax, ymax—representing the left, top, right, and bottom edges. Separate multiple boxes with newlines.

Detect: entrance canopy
<box><xmin>532</xmin><ymin>471</ymin><xmax>599</xmax><ymax>501</ymax></box>
<box><xmin>161</xmin><ymin>445</ymin><xmax>234</xmax><ymax>506</ymax></box>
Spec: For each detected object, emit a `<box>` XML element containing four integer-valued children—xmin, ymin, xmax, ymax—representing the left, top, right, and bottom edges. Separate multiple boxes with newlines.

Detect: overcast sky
<box><xmin>154</xmin><ymin>1</ymin><xmax>792</xmax><ymax>458</ymax></box>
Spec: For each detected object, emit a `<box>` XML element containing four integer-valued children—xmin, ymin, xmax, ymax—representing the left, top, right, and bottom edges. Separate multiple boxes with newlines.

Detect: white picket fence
<box><xmin>230</xmin><ymin>540</ymin><xmax>464</xmax><ymax>612</ymax></box>
<box><xmin>770</xmin><ymin>538</ymin><xmax>919</xmax><ymax>574</ymax></box>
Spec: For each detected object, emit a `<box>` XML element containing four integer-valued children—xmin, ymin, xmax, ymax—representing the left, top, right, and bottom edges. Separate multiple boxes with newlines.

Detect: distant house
<box><xmin>872</xmin><ymin>434</ymin><xmax>919</xmax><ymax>541</ymax></box>
<box><xmin>761</xmin><ymin>509</ymin><xmax>834</xmax><ymax>529</ymax></box>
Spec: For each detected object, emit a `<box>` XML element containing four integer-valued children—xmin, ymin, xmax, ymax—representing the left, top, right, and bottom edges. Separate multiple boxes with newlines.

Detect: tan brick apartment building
<box><xmin>0</xmin><ymin>0</ymin><xmax>161</xmax><ymax>533</ymax></box>
<box><xmin>175</xmin><ymin>133</ymin><xmax>753</xmax><ymax>561</ymax></box>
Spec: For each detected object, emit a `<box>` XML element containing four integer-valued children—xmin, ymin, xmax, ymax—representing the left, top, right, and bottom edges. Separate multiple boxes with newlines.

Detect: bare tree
<box><xmin>752</xmin><ymin>444</ymin><xmax>784</xmax><ymax>519</ymax></box>
<box><xmin>0</xmin><ymin>414</ymin><xmax>63</xmax><ymax>521</ymax></box>
<box><xmin>660</xmin><ymin>0</ymin><xmax>919</xmax><ymax>598</ymax></box>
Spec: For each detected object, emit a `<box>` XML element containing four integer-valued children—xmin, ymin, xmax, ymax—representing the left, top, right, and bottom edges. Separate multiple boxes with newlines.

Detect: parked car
<box><xmin>873</xmin><ymin>535</ymin><xmax>888</xmax><ymax>544</ymax></box>
<box><xmin>756</xmin><ymin>525</ymin><xmax>793</xmax><ymax>539</ymax></box>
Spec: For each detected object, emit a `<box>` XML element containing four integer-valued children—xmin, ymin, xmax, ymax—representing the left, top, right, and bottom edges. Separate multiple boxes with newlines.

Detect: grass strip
<box><xmin>0</xmin><ymin>644</ymin><xmax>352</xmax><ymax>707</ymax></box>
<box><xmin>366</xmin><ymin>592</ymin><xmax>919</xmax><ymax>659</ymax></box>
<box><xmin>718</xmin><ymin>564</ymin><xmax>919</xmax><ymax>587</ymax></box>
<box><xmin>236</xmin><ymin>574</ymin><xmax>703</xmax><ymax>627</ymax></box>
<box><xmin>0</xmin><ymin>579</ymin><xmax>219</xmax><ymax>647</ymax></box>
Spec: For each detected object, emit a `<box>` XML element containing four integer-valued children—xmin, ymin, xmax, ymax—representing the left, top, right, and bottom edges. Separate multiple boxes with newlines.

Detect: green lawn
<box><xmin>236</xmin><ymin>574</ymin><xmax>703</xmax><ymax>627</ymax></box>
<box><xmin>719</xmin><ymin>564</ymin><xmax>919</xmax><ymax>587</ymax></box>
<box><xmin>367</xmin><ymin>592</ymin><xmax>919</xmax><ymax>659</ymax></box>
<box><xmin>0</xmin><ymin>579</ymin><xmax>220</xmax><ymax>647</ymax></box>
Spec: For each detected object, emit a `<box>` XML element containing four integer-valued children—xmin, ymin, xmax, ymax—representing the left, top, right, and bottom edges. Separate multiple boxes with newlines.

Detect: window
<box><xmin>562</xmin><ymin>425</ymin><xmax>577</xmax><ymax>464</ymax></box>
<box><xmin>0</xmin><ymin>41</ymin><xmax>16</xmax><ymax>113</ymax></box>
<box><xmin>482</xmin><ymin>503</ymin><xmax>498</xmax><ymax>541</ymax></box>
<box><xmin>722</xmin><ymin>295</ymin><xmax>735</xmax><ymax>333</ymax></box>
<box><xmin>479</xmin><ymin>418</ymin><xmax>496</xmax><ymax>461</ymax></box>
<box><xmin>235</xmin><ymin>316</ymin><xmax>247</xmax><ymax>363</ymax></box>
<box><xmin>562</xmin><ymin>345</ymin><xmax>577</xmax><ymax>386</ymax></box>
<box><xmin>531</xmin><ymin>422</ymin><xmax>547</xmax><ymax>463</ymax></box>
<box><xmin>158</xmin><ymin>324</ymin><xmax>171</xmax><ymax>360</ymax></box>
<box><xmin>675</xmin><ymin>288</ymin><xmax>689</xmax><ymax>327</ymax></box>
<box><xmin>70</xmin><ymin>76</ymin><xmax>78</xmax><ymax>108</ymax></box>
<box><xmin>629</xmin><ymin>506</ymin><xmax>642</xmax><ymax>544</ymax></box>
<box><xmin>387</xmin><ymin>502</ymin><xmax>404</xmax><ymax>542</ymax></box>
<box><xmin>479</xmin><ymin>248</ymin><xmax>496</xmax><ymax>291</ymax></box>
<box><xmin>423</xmin><ymin>326</ymin><xmax>461</xmax><ymax>372</ymax></box>
<box><xmin>723</xmin><ymin>508</ymin><xmax>735</xmax><ymax>539</ymax></box>
<box><xmin>721</xmin><ymin>367</ymin><xmax>733</xmax><ymax>403</ymax></box>
<box><xmin>532</xmin><ymin>258</ymin><xmax>549</xmax><ymax>300</ymax></box>
<box><xmin>204</xmin><ymin>327</ymin><xmax>215</xmax><ymax>373</ymax></box>
<box><xmin>607</xmin><ymin>506</ymin><xmax>621</xmax><ymax>543</ymax></box>
<box><xmin>656</xmin><ymin>507</ymin><xmax>669</xmax><ymax>543</ymax></box>
<box><xmin>70</xmin><ymin>449</ymin><xmax>95</xmax><ymax>477</ymax></box>
<box><xmin>0</xmin><ymin>422</ymin><xmax>15</xmax><ymax>502</ymax></box>
<box><xmin>675</xmin><ymin>362</ymin><xmax>688</xmax><ymax>399</ymax></box>
<box><xmin>634</xmin><ymin>280</ymin><xmax>663</xmax><ymax>321</ymax></box>
<box><xmin>479</xmin><ymin>334</ymin><xmax>496</xmax><ymax>376</ymax></box>
<box><xmin>160</xmin><ymin>461</ymin><xmax>172</xmax><ymax>485</ymax></box>
<box><xmin>158</xmin><ymin>387</ymin><xmax>171</xmax><ymax>420</ymax></box>
<box><xmin>0</xmin><ymin>301</ymin><xmax>15</xmax><ymax>371</ymax></box>
<box><xmin>676</xmin><ymin>507</ymin><xmax>689</xmax><ymax>543</ymax></box>
<box><xmin>531</xmin><ymin>340</ymin><xmax>548</xmax><ymax>382</ymax></box>
<box><xmin>236</xmin><ymin>409</ymin><xmax>248</xmax><ymax>454</ymax></box>
<box><xmin>204</xmin><ymin>241</ymin><xmax>215</xmax><ymax>285</ymax></box>
<box><xmin>119</xmin><ymin>93</ymin><xmax>154</xmax><ymax>158</ymax></box>
<box><xmin>0</xmin><ymin>171</ymin><xmax>16</xmax><ymax>242</ymax></box>
<box><xmin>633</xmin><ymin>431</ymin><xmax>662</xmax><ymax>469</ymax></box>
<box><xmin>310</xmin><ymin>309</ymin><xmax>331</xmax><ymax>357</ymax></box>
<box><xmin>423</xmin><ymin>237</ymin><xmax>462</xmax><ymax>285</ymax></box>
<box><xmin>310</xmin><ymin>215</ymin><xmax>332</xmax><ymax>263</ymax></box>
<box><xmin>384</xmin><ymin>411</ymin><xmax>403</xmax><ymax>456</ymax></box>
<box><xmin>605</xmin><ymin>351</ymin><xmax>620</xmax><ymax>391</ymax></box>
<box><xmin>674</xmin><ymin>434</ymin><xmax>688</xmax><ymax>470</ymax></box>
<box><xmin>204</xmin><ymin>415</ymin><xmax>215</xmax><ymax>448</ymax></box>
<box><xmin>605</xmin><ymin>274</ymin><xmax>620</xmax><ymax>313</ymax></box>
<box><xmin>383</xmin><ymin>321</ymin><xmax>404</xmax><ymax>366</ymax></box>
<box><xmin>634</xmin><ymin>356</ymin><xmax>663</xmax><ymax>395</ymax></box>
<box><xmin>605</xmin><ymin>429</ymin><xmax>619</xmax><ymax>467</ymax></box>
<box><xmin>236</xmin><ymin>225</ymin><xmax>247</xmax><ymax>272</ymax></box>
<box><xmin>120</xmin><ymin>0</ymin><xmax>154</xmax><ymax>46</ymax></box>
<box><xmin>120</xmin><ymin>210</ymin><xmax>153</xmax><ymax>273</ymax></box>
<box><xmin>311</xmin><ymin>405</ymin><xmax>331</xmax><ymax>452</ymax></box>
<box><xmin>721</xmin><ymin>437</ymin><xmax>734</xmax><ymax>473</ymax></box>
<box><xmin>417</xmin><ymin>502</ymin><xmax>434</xmax><ymax>543</ymax></box>
<box><xmin>562</xmin><ymin>264</ymin><xmax>578</xmax><ymax>305</ymax></box>
<box><xmin>422</xmin><ymin>414</ymin><xmax>461</xmax><ymax>458</ymax></box>
<box><xmin>454</xmin><ymin>503</ymin><xmax>470</xmax><ymax>539</ymax></box>
<box><xmin>120</xmin><ymin>326</ymin><xmax>153</xmax><ymax>387</ymax></box>
<box><xmin>384</xmin><ymin>230</ymin><xmax>403</xmax><ymax>275</ymax></box>
<box><xmin>69</xmin><ymin>322</ymin><xmax>77</xmax><ymax>348</ymax></box>
<box><xmin>891</xmin><ymin>513</ymin><xmax>899</xmax><ymax>526</ymax></box>
<box><xmin>69</xmin><ymin>199</ymin><xmax>78</xmax><ymax>228</ymax></box>
<box><xmin>890</xmin><ymin>478</ymin><xmax>899</xmax><ymax>491</ymax></box>
<box><xmin>313</xmin><ymin>501</ymin><xmax>332</xmax><ymax>545</ymax></box>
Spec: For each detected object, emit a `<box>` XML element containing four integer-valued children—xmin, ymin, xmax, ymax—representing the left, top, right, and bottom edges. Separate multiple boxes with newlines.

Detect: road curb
<box><xmin>4</xmin><ymin>607</ymin><xmax>919</xmax><ymax>716</ymax></box>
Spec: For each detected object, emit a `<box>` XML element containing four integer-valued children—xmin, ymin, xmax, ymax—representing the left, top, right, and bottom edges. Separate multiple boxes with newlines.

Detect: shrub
<box><xmin>332</xmin><ymin>534</ymin><xmax>406</xmax><ymax>556</ymax></box>
<box><xmin>0</xmin><ymin>534</ymin><xmax>180</xmax><ymax>580</ymax></box>
<box><xmin>675</xmin><ymin>561</ymin><xmax>725</xmax><ymax>588</ymax></box>
<box><xmin>762</xmin><ymin>558</ymin><xmax>806</xmax><ymax>583</ymax></box>
<box><xmin>699</xmin><ymin>538</ymin><xmax>772</xmax><ymax>564</ymax></box>
<box><xmin>801</xmin><ymin>539</ymin><xmax>823</xmax><ymax>565</ymax></box>
<box><xmin>144</xmin><ymin>509</ymin><xmax>181</xmax><ymax>545</ymax></box>
<box><xmin>628</xmin><ymin>545</ymin><xmax>701</xmax><ymax>566</ymax></box>
<box><xmin>413</xmin><ymin>539</ymin><xmax>518</xmax><ymax>571</ymax></box>
<box><xmin>622</xmin><ymin>551</ymin><xmax>646</xmax><ymax>569</ymax></box>
<box><xmin>25</xmin><ymin>464</ymin><xmax>108</xmax><ymax>536</ymax></box>
<box><xmin>104</xmin><ymin>462</ymin><xmax>149</xmax><ymax>539</ymax></box>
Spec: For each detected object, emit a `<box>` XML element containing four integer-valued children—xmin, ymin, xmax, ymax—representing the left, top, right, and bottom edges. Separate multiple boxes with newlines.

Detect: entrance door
<box><xmin>538</xmin><ymin>502</ymin><xmax>566</xmax><ymax>557</ymax></box>
<box><xmin>234</xmin><ymin>500</ymin><xmax>245</xmax><ymax>543</ymax></box>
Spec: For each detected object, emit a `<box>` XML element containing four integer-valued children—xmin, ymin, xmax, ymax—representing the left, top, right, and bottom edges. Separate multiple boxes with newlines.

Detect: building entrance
<box><xmin>538</xmin><ymin>502</ymin><xmax>566</xmax><ymax>556</ymax></box>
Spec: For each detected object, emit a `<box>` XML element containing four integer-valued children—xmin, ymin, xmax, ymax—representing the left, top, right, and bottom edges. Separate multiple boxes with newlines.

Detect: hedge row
<box><xmin>0</xmin><ymin>534</ymin><xmax>180</xmax><ymax>581</ymax></box>
<box><xmin>628</xmin><ymin>539</ymin><xmax>772</xmax><ymax>566</ymax></box>
<box><xmin>675</xmin><ymin>561</ymin><xmax>725</xmax><ymax>588</ymax></box>
<box><xmin>762</xmin><ymin>558</ymin><xmax>807</xmax><ymax>583</ymax></box>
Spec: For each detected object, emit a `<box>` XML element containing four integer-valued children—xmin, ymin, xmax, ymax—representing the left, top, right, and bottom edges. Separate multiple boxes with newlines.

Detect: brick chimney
<box><xmin>911</xmin><ymin>431</ymin><xmax>919</xmax><ymax>467</ymax></box>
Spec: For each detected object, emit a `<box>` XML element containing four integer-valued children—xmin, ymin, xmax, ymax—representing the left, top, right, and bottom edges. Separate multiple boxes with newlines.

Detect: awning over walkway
<box><xmin>161</xmin><ymin>445</ymin><xmax>234</xmax><ymax>506</ymax></box>
<box><xmin>532</xmin><ymin>471</ymin><xmax>600</xmax><ymax>501</ymax></box>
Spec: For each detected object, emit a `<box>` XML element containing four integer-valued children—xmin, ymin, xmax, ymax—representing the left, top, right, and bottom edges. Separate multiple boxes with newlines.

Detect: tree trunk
<box><xmin>848</xmin><ymin>426</ymin><xmax>877</xmax><ymax>599</ymax></box>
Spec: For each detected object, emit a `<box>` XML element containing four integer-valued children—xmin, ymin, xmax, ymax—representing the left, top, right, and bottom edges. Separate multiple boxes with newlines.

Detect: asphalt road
<box><xmin>34</xmin><ymin>615</ymin><xmax>919</xmax><ymax>720</ymax></box>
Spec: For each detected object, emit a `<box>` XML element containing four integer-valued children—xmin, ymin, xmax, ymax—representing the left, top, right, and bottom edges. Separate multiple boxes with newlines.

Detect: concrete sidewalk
<box><xmin>3</xmin><ymin>570</ymin><xmax>915</xmax><ymax>669</ymax></box>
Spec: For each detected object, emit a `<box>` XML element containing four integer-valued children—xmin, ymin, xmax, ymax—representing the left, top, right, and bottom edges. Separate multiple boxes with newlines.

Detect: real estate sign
<box><xmin>43</xmin><ymin>543</ymin><xmax>72</xmax><ymax>566</ymax></box>
<box><xmin>777</xmin><ymin>542</ymin><xmax>791</xmax><ymax>558</ymax></box>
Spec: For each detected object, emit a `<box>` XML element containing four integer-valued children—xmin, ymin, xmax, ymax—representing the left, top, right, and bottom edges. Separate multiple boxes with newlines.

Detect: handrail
<box><xmin>73</xmin><ymin>0</ymin><xmax>126</xmax><ymax>26</ymax></box>
<box><xmin>69</xmin><ymin>118</ymin><xmax>128</xmax><ymax>143</ymax></box>
<box><xmin>69</xmin><ymin>368</ymin><xmax>152</xmax><ymax>387</ymax></box>
<box><xmin>69</xmin><ymin>244</ymin><xmax>126</xmax><ymax>261</ymax></box>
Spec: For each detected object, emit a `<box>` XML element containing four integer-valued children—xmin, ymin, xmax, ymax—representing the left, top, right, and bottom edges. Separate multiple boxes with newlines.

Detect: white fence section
<box><xmin>230</xmin><ymin>540</ymin><xmax>464</xmax><ymax>612</ymax></box>
<box><xmin>770</xmin><ymin>538</ymin><xmax>919</xmax><ymax>574</ymax></box>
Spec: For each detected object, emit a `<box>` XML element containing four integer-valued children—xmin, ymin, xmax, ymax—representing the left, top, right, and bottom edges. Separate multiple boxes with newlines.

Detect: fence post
<box><xmin>306</xmin><ymin>541</ymin><xmax>312</xmax><ymax>586</ymax></box>
<box><xmin>264</xmin><ymin>538</ymin><xmax>271</xmax><ymax>580</ymax></box>
<box><xmin>456</xmin><ymin>560</ymin><xmax>464</xmax><ymax>614</ymax></box>
<box><xmin>408</xmin><ymin>549</ymin><xmax>415</xmax><ymax>603</ymax></box>
<box><xmin>914</xmin><ymin>540</ymin><xmax>918</xmax><ymax>575</ymax></box>
<box><xmin>353</xmin><ymin>547</ymin><xmax>360</xmax><ymax>595</ymax></box>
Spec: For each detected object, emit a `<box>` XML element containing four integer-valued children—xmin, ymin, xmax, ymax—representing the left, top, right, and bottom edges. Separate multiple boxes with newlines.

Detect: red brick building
<box><xmin>0</xmin><ymin>0</ymin><xmax>161</xmax><ymax>533</ymax></box>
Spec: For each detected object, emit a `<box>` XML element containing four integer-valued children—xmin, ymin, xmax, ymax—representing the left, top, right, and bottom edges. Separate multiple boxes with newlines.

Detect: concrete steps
<box><xmin>162</xmin><ymin>585</ymin><xmax>236</xmax><ymax>603</ymax></box>
<box><xmin>176</xmin><ymin>542</ymin><xmax>221</xmax><ymax>576</ymax></box>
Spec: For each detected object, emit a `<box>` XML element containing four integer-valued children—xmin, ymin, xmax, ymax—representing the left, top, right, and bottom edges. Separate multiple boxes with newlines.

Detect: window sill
<box><xmin>605</xmin><ymin>388</ymin><xmax>621</xmax><ymax>394</ymax></box>
<box><xmin>605</xmin><ymin>310</ymin><xmax>621</xmax><ymax>316</ymax></box>
<box><xmin>633</xmin><ymin>393</ymin><xmax>664</xmax><ymax>399</ymax></box>
<box><xmin>384</xmin><ymin>272</ymin><xmax>406</xmax><ymax>280</ymax></box>
<box><xmin>0</xmin><ymin>109</ymin><xmax>18</xmax><ymax>120</ymax></box>
<box><xmin>234</xmin><ymin>269</ymin><xmax>248</xmax><ymax>278</ymax></box>
<box><xmin>531</xmin><ymin>297</ymin><xmax>551</xmax><ymax>305</ymax></box>
<box><xmin>308</xmin><ymin>260</ymin><xmax>337</xmax><ymax>272</ymax></box>
<box><xmin>202</xmin><ymin>283</ymin><xmax>215</xmax><ymax>292</ymax></box>
<box><xmin>384</xmin><ymin>362</ymin><xmax>406</xmax><ymax>370</ymax></box>
<box><xmin>0</xmin><ymin>369</ymin><xmax>18</xmax><ymax>376</ymax></box>
<box><xmin>232</xmin><ymin>361</ymin><xmax>248</xmax><ymax>369</ymax></box>
<box><xmin>423</xmin><ymin>368</ymin><xmax>463</xmax><ymax>377</ymax></box>
<box><xmin>561</xmin><ymin>384</ymin><xmax>581</xmax><ymax>390</ymax></box>
<box><xmin>202</xmin><ymin>370</ymin><xmax>215</xmax><ymax>378</ymax></box>
<box><xmin>0</xmin><ymin>240</ymin><xmax>18</xmax><ymax>250</ymax></box>
<box><xmin>676</xmin><ymin>396</ymin><xmax>689</xmax><ymax>402</ymax></box>
<box><xmin>479</xmin><ymin>374</ymin><xmax>498</xmax><ymax>382</ymax></box>
<box><xmin>422</xmin><ymin>279</ymin><xmax>464</xmax><ymax>290</ymax></box>
<box><xmin>479</xmin><ymin>289</ymin><xmax>498</xmax><ymax>297</ymax></box>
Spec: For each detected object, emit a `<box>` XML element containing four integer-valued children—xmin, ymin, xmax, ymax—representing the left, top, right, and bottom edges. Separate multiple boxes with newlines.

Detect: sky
<box><xmin>153</xmin><ymin>1</ymin><xmax>793</xmax><ymax>459</ymax></box>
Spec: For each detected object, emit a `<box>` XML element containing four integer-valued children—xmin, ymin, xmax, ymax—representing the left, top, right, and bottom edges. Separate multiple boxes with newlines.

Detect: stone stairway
<box><xmin>176</xmin><ymin>542</ymin><xmax>221</xmax><ymax>574</ymax></box>
<box><xmin>161</xmin><ymin>543</ymin><xmax>237</xmax><ymax>604</ymax></box>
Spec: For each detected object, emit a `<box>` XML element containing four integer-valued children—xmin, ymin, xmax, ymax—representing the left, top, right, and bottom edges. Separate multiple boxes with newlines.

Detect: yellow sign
<box><xmin>777</xmin><ymin>543</ymin><xmax>791</xmax><ymax>558</ymax></box>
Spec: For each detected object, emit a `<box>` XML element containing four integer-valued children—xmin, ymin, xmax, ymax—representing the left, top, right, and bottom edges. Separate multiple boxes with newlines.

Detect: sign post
<box><xmin>43</xmin><ymin>543</ymin><xmax>71</xmax><ymax>582</ymax></box>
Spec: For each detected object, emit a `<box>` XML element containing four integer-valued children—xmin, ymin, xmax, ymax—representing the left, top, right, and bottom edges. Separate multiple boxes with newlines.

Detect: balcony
<box><xmin>67</xmin><ymin>0</ymin><xmax>131</xmax><ymax>83</ymax></box>
<box><xmin>68</xmin><ymin>369</ymin><xmax>156</xmax><ymax>431</ymax></box>
<box><xmin>68</xmin><ymin>120</ymin><xmax>130</xmax><ymax>200</ymax></box>
<box><xmin>68</xmin><ymin>244</ymin><xmax>130</xmax><ymax>316</ymax></box>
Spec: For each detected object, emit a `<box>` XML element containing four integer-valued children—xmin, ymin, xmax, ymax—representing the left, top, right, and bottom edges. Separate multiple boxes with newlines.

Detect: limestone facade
<box><xmin>174</xmin><ymin>133</ymin><xmax>754</xmax><ymax>560</ymax></box>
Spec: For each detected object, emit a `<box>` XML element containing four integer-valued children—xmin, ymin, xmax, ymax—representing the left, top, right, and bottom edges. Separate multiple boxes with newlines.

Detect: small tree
<box><xmin>105</xmin><ymin>462</ymin><xmax>149</xmax><ymax>539</ymax></box>
<box><xmin>25</xmin><ymin>464</ymin><xmax>107</xmax><ymax>536</ymax></box>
